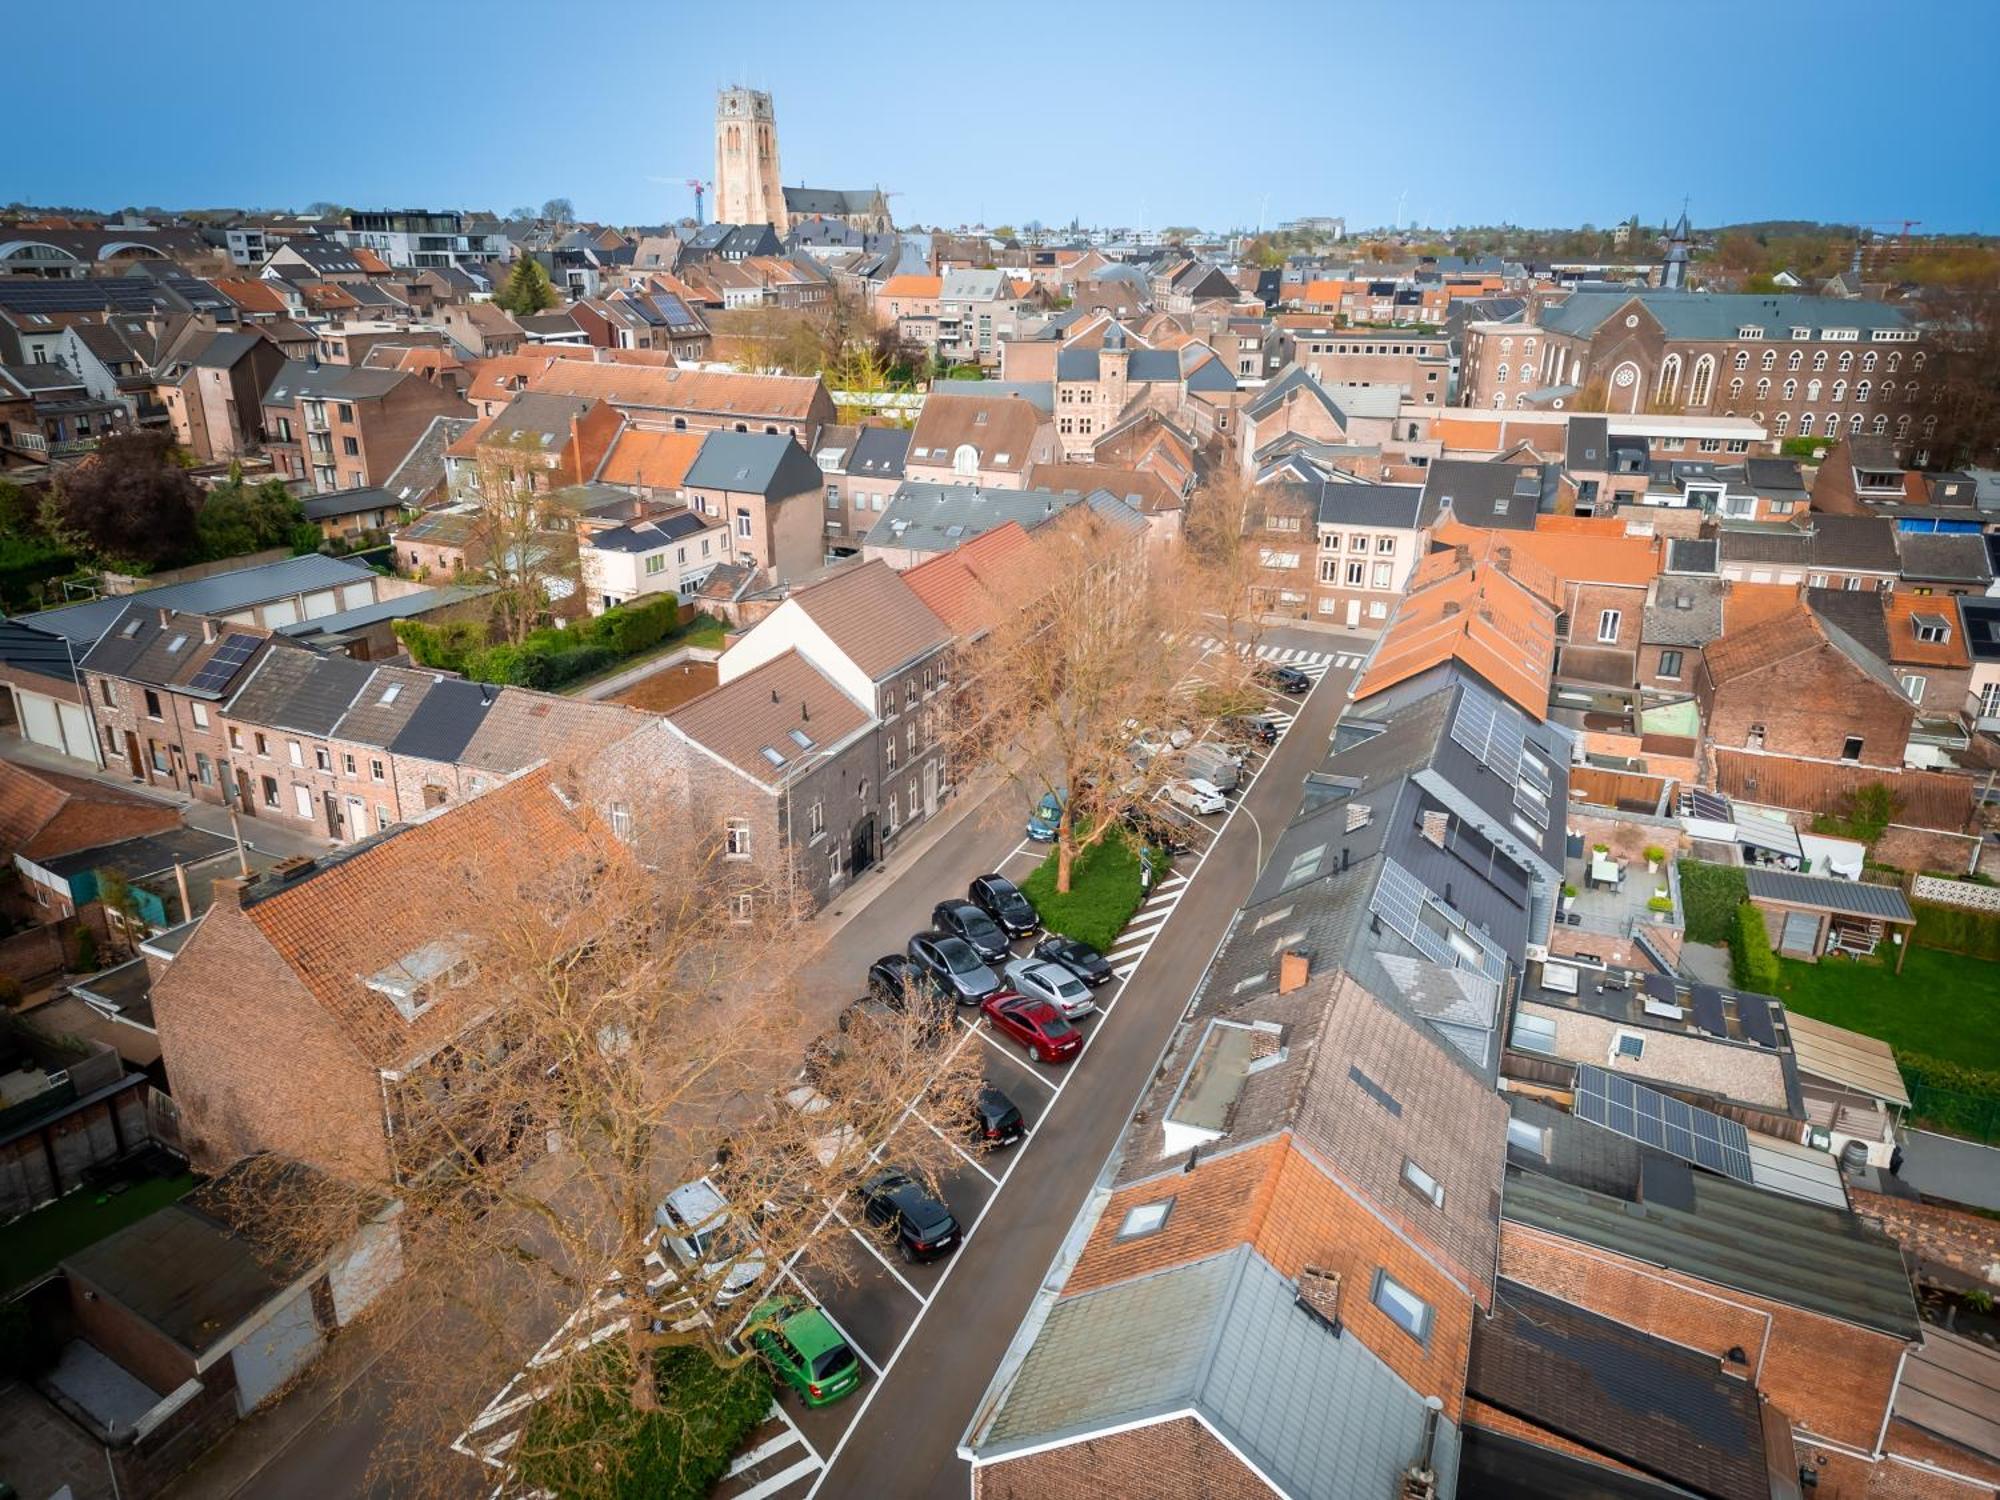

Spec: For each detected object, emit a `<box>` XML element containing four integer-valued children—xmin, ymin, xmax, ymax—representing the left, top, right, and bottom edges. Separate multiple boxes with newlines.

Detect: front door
<box><xmin>324</xmin><ymin>791</ymin><xmax>343</xmax><ymax>839</ymax></box>
<box><xmin>123</xmin><ymin>730</ymin><xmax>142</xmax><ymax>780</ymax></box>
<box><xmin>923</xmin><ymin>761</ymin><xmax>938</xmax><ymax>818</ymax></box>
<box><xmin>850</xmin><ymin>818</ymin><xmax>875</xmax><ymax>877</ymax></box>
<box><xmin>1345</xmin><ymin>599</ymin><xmax>1361</xmax><ymax>629</ymax></box>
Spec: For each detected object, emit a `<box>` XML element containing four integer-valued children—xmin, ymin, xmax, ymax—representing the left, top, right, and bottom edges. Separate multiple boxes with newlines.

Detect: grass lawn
<box><xmin>1773</xmin><ymin>947</ymin><xmax>2000</xmax><ymax>1073</ymax></box>
<box><xmin>0</xmin><ymin>1172</ymin><xmax>195</xmax><ymax>1293</ymax></box>
<box><xmin>561</xmin><ymin>612</ymin><xmax>731</xmax><ymax>696</ymax></box>
<box><xmin>1021</xmin><ymin>832</ymin><xmax>1163</xmax><ymax>953</ymax></box>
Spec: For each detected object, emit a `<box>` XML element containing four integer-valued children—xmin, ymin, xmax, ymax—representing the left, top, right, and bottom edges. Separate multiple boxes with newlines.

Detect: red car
<box><xmin>981</xmin><ymin>992</ymin><xmax>1083</xmax><ymax>1064</ymax></box>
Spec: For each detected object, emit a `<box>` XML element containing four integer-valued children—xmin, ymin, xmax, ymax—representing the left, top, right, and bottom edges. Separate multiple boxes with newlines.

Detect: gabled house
<box><xmin>1696</xmin><ymin>607</ymin><xmax>1916</xmax><ymax>770</ymax></box>
<box><xmin>260</xmin><ymin>361</ymin><xmax>475</xmax><ymax>494</ymax></box>
<box><xmin>904</xmin><ymin>392</ymin><xmax>1057</xmax><ymax>489</ymax></box>
<box><xmin>158</xmin><ymin>328</ymin><xmax>288</xmax><ymax>463</ymax></box>
<box><xmin>681</xmin><ymin>429</ymin><xmax>828</xmax><ymax>582</ymax></box>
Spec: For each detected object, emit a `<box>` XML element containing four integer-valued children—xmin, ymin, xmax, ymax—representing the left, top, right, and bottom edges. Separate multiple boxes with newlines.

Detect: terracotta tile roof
<box><xmin>594</xmin><ymin>427</ymin><xmax>704</xmax><ymax>491</ymax></box>
<box><xmin>0</xmin><ymin>762</ymin><xmax>182</xmax><ymax>862</ymax></box>
<box><xmin>1712</xmin><ymin>750</ymin><xmax>1973</xmax><ymax>833</ymax></box>
<box><xmin>1025</xmin><ymin>461</ymin><xmax>1181</xmax><ymax>515</ymax></box>
<box><xmin>786</xmin><ymin>559</ymin><xmax>952</xmax><ymax>679</ymax></box>
<box><xmin>907</xmin><ymin>393</ymin><xmax>1045</xmax><ymax>475</ymax></box>
<box><xmin>1355</xmin><ymin>549</ymin><xmax>1558</xmax><ymax>717</ymax></box>
<box><xmin>211</xmin><ymin>278</ymin><xmax>289</xmax><ymax>314</ymax></box>
<box><xmin>1720</xmin><ymin>580</ymin><xmax>1803</xmax><ymax>633</ymax></box>
<box><xmin>351</xmin><ymin>247</ymin><xmax>392</xmax><ymax>275</ymax></box>
<box><xmin>1883</xmin><ymin>591</ymin><xmax>1970</xmax><ymax>668</ymax></box>
<box><xmin>529</xmin><ymin>361</ymin><xmax>827</xmax><ymax>422</ymax></box>
<box><xmin>239</xmin><ymin>767</ymin><xmax>600</xmax><ymax>1067</ymax></box>
<box><xmin>668</xmin><ymin>650</ymin><xmax>871</xmax><ymax>786</ymax></box>
<box><xmin>1431</xmin><ymin>515</ymin><xmax>1660</xmax><ymax>590</ymax></box>
<box><xmin>1700</xmin><ymin>608</ymin><xmax>1828</xmax><ymax>684</ymax></box>
<box><xmin>301</xmin><ymin>283</ymin><xmax>359</xmax><ymax>312</ymax></box>
<box><xmin>463</xmin><ymin>349</ymin><xmax>598</xmax><ymax>406</ymax></box>
<box><xmin>900</xmin><ymin>520</ymin><xmax>1038</xmax><ymax>635</ymax></box>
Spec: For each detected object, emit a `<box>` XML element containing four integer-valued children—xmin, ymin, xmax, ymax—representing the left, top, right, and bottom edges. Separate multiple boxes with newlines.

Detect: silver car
<box><xmin>654</xmin><ymin>1177</ymin><xmax>766</xmax><ymax>1304</ymax></box>
<box><xmin>1002</xmin><ymin>957</ymin><xmax>1097</xmax><ymax>1020</ymax></box>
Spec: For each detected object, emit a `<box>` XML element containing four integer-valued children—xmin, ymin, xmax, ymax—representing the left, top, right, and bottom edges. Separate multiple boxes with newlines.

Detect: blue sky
<box><xmin>16</xmin><ymin>0</ymin><xmax>1997</xmax><ymax>233</ymax></box>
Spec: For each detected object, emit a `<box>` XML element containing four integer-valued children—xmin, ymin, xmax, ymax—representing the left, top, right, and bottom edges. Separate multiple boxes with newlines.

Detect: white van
<box><xmin>1169</xmin><ymin>778</ymin><xmax>1228</xmax><ymax>816</ymax></box>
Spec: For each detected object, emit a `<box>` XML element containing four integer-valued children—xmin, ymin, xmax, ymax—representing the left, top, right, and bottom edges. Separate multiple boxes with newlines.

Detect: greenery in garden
<box><xmin>1021</xmin><ymin>830</ymin><xmax>1162</xmax><ymax>953</ymax></box>
<box><xmin>394</xmin><ymin>595</ymin><xmax>712</xmax><ymax>691</ymax></box>
<box><xmin>1676</xmin><ymin>860</ymin><xmax>1747</xmax><ymax>945</ymax></box>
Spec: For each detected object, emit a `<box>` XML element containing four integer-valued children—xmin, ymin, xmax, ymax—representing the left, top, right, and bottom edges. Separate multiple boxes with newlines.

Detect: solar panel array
<box><xmin>187</xmin><ymin>633</ymin><xmax>260</xmax><ymax>694</ymax></box>
<box><xmin>0</xmin><ymin>279</ymin><xmax>168</xmax><ymax>315</ymax></box>
<box><xmin>1450</xmin><ymin>684</ymin><xmax>1549</xmax><ymax>832</ymax></box>
<box><xmin>1370</xmin><ymin>857</ymin><xmax>1508</xmax><ymax>982</ymax></box>
<box><xmin>1573</xmin><ymin>1064</ymin><xmax>1754</xmax><ymax>1185</ymax></box>
<box><xmin>1690</xmin><ymin>985</ymin><xmax>1728</xmax><ymax>1037</ymax></box>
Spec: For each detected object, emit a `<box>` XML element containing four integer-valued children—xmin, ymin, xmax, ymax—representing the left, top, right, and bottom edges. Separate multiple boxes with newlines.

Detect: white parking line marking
<box><xmin>917</xmin><ymin>1110</ymin><xmax>1001</xmax><ymax>1187</ymax></box>
<box><xmin>727</xmin><ymin>1426</ymin><xmax>807</xmax><ymax>1479</ymax></box>
<box><xmin>965</xmin><ymin>1020</ymin><xmax>1063</xmax><ymax>1092</ymax></box>
<box><xmin>832</xmin><ymin>1214</ymin><xmax>929</xmax><ymax>1308</ymax></box>
<box><xmin>765</xmin><ymin>1390</ymin><xmax>826</xmax><ymax>1467</ymax></box>
<box><xmin>734</xmin><ymin>1456</ymin><xmax>821</xmax><ymax>1500</ymax></box>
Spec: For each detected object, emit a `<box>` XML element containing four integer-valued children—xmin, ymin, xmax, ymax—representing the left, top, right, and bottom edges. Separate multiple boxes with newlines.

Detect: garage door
<box><xmin>230</xmin><ymin>1286</ymin><xmax>325</xmax><ymax>1413</ymax></box>
<box><xmin>58</xmin><ymin>703</ymin><xmax>96</xmax><ymax>763</ymax></box>
<box><xmin>18</xmin><ymin>691</ymin><xmax>63</xmax><ymax>752</ymax></box>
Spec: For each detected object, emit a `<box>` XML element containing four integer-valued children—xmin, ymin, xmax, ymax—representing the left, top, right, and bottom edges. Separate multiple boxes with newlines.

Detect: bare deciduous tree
<box><xmin>467</xmin><ymin>433</ymin><xmax>581</xmax><ymax>644</ymax></box>
<box><xmin>218</xmin><ymin>775</ymin><xmax>982</xmax><ymax>1499</ymax></box>
<box><xmin>940</xmin><ymin>507</ymin><xmax>1234</xmax><ymax>894</ymax></box>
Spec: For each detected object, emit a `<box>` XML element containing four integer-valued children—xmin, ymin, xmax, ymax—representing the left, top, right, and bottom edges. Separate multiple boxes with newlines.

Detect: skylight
<box><xmin>381</xmin><ymin>683</ymin><xmax>402</xmax><ymax>704</ymax></box>
<box><xmin>788</xmin><ymin>728</ymin><xmax>815</xmax><ymax>750</ymax></box>
<box><xmin>165</xmin><ymin>634</ymin><xmax>188</xmax><ymax>654</ymax></box>
<box><xmin>760</xmin><ymin>746</ymin><xmax>787</xmax><ymax>766</ymax></box>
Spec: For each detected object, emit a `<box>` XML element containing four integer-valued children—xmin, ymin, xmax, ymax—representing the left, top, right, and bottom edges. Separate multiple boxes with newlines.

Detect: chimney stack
<box><xmin>1277</xmin><ymin>950</ymin><xmax>1310</xmax><ymax>995</ymax></box>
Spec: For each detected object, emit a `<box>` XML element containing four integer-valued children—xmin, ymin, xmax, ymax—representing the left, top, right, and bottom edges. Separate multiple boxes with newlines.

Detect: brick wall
<box><xmin>1500</xmin><ymin>1220</ymin><xmax>1906</xmax><ymax>1451</ymax></box>
<box><xmin>1699</xmin><ymin>646</ymin><xmax>1913</xmax><ymax>768</ymax></box>
<box><xmin>149</xmin><ymin>896</ymin><xmax>389</xmax><ymax>1180</ymax></box>
<box><xmin>975</xmin><ymin>1416</ymin><xmax>1271</xmax><ymax>1500</ymax></box>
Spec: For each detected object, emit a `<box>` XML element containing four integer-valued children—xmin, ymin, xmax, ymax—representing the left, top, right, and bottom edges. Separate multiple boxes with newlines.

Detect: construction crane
<box><xmin>685</xmin><ymin>178</ymin><xmax>710</xmax><ymax>225</ymax></box>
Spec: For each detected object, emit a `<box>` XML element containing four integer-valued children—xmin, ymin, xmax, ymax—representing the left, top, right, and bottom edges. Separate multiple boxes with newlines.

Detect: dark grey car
<box><xmin>907</xmin><ymin>930</ymin><xmax>1002</xmax><ymax>1004</ymax></box>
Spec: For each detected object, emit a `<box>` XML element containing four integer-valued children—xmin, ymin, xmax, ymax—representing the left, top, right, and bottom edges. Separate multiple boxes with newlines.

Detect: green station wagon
<box><xmin>746</xmin><ymin>1295</ymin><xmax>861</xmax><ymax>1407</ymax></box>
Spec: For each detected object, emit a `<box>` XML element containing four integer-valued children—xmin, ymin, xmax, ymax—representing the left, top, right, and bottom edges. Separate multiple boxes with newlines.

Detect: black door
<box><xmin>850</xmin><ymin>817</ymin><xmax>875</xmax><ymax>876</ymax></box>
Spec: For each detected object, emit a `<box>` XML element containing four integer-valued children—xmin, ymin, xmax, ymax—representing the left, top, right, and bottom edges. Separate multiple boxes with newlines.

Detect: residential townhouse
<box><xmin>657</xmin><ymin>560</ymin><xmax>956</xmax><ymax>910</ymax></box>
<box><xmin>525</xmin><ymin>360</ymin><xmax>839</xmax><ymax>448</ymax></box>
<box><xmin>157</xmin><ymin>328</ymin><xmax>288</xmax><ymax>463</ymax></box>
<box><xmin>0</xmin><ymin>360</ymin><xmax>129</xmax><ymax>463</ymax></box>
<box><xmin>1696</xmin><ymin>607</ymin><xmax>1916</xmax><ymax>772</ymax></box>
<box><xmin>1051</xmin><ymin>325</ymin><xmax>1235</xmax><ymax>459</ymax></box>
<box><xmin>1895</xmin><ymin>530</ymin><xmax>1994</xmax><ymax>598</ymax></box>
<box><xmin>1238</xmin><ymin>366</ymin><xmax>1406</xmax><ymax>479</ymax></box>
<box><xmin>812</xmin><ymin>424</ymin><xmax>911</xmax><ymax>561</ymax></box>
<box><xmin>1308</xmin><ymin>481</ymin><xmax>1437</xmax><ymax>631</ymax></box>
<box><xmin>261</xmin><ymin>361</ymin><xmax>474</xmax><ymax>493</ymax></box>
<box><xmin>148</xmin><ymin>766</ymin><xmax>603</xmax><ymax>1181</ymax></box>
<box><xmin>681</xmin><ymin>429</ymin><xmax>828</xmax><ymax>582</ymax></box>
<box><xmin>935</xmin><ymin>268</ymin><xmax>1038</xmax><ymax>367</ymax></box>
<box><xmin>1273</xmin><ymin>321</ymin><xmax>1451</xmax><ymax>404</ymax></box>
<box><xmin>440</xmin><ymin>301</ymin><xmax>526</xmax><ymax>358</ymax></box>
<box><xmin>1715</xmin><ymin>514</ymin><xmax>1901</xmax><ymax>592</ymax></box>
<box><xmin>590</xmin><ymin>426</ymin><xmax>705</xmax><ymax>504</ymax></box>
<box><xmin>447</xmin><ymin>390</ymin><xmax>623</xmax><ymax>498</ymax></box>
<box><xmin>861</xmin><ymin>482</ymin><xmax>1144</xmax><ymax>571</ymax></box>
<box><xmin>903</xmin><ymin>391</ymin><xmax>1058</xmax><ymax>488</ymax></box>
<box><xmin>1965</xmin><ymin>598</ymin><xmax>2000</xmax><ymax>733</ymax></box>
<box><xmin>578</xmin><ymin>509</ymin><xmax>729</xmax><ymax>614</ymax></box>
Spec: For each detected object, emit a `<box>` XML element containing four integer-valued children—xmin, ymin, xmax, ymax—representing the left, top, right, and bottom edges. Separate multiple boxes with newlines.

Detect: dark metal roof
<box><xmin>300</xmin><ymin>485</ymin><xmax>398</xmax><ymax>522</ymax></box>
<box><xmin>387</xmin><ymin>677</ymin><xmax>501</xmax><ymax>762</ymax></box>
<box><xmin>1744</xmin><ymin>869</ymin><xmax>1914</xmax><ymax>921</ymax></box>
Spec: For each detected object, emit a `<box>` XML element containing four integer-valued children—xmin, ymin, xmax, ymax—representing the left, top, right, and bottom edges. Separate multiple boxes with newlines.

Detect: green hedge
<box><xmin>515</xmin><ymin>1345</ymin><xmax>771</xmax><ymax>1500</ymax></box>
<box><xmin>1022</xmin><ymin>832</ymin><xmax>1158</xmax><ymax>953</ymax></box>
<box><xmin>1677</xmin><ymin>860</ymin><xmax>1747</xmax><ymax>945</ymax></box>
<box><xmin>394</xmin><ymin>595</ymin><xmax>684</xmax><ymax>691</ymax></box>
<box><xmin>1912</xmin><ymin>900</ymin><xmax>2000</xmax><ymax>962</ymax></box>
<box><xmin>1729</xmin><ymin>902</ymin><xmax>1780</xmax><ymax>993</ymax></box>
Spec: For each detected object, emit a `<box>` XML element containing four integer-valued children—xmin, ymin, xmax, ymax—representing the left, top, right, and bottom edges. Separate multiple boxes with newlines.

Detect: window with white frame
<box><xmin>725</xmin><ymin>819</ymin><xmax>751</xmax><ymax>858</ymax></box>
<box><xmin>808</xmin><ymin>799</ymin><xmax>824</xmax><ymax>838</ymax></box>
<box><xmin>1371</xmin><ymin>1269</ymin><xmax>1433</xmax><ymax>1342</ymax></box>
<box><xmin>1401</xmin><ymin>1159</ymin><xmax>1444</xmax><ymax>1209</ymax></box>
<box><xmin>1596</xmin><ymin>610</ymin><xmax>1621</xmax><ymax>643</ymax></box>
<box><xmin>1899</xmin><ymin>673</ymin><xmax>1926</xmax><ymax>703</ymax></box>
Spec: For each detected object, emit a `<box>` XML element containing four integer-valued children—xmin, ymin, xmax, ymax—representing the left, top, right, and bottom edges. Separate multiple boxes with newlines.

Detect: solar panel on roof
<box><xmin>1737</xmin><ymin>997</ymin><xmax>1778</xmax><ymax>1048</ymax></box>
<box><xmin>1643</xmin><ymin>972</ymin><xmax>1677</xmax><ymax>1005</ymax></box>
<box><xmin>187</xmin><ymin>633</ymin><xmax>259</xmax><ymax>694</ymax></box>
<box><xmin>1573</xmin><ymin>1064</ymin><xmax>1754</xmax><ymax>1185</ymax></box>
<box><xmin>1690</xmin><ymin>986</ymin><xmax>1728</xmax><ymax>1037</ymax></box>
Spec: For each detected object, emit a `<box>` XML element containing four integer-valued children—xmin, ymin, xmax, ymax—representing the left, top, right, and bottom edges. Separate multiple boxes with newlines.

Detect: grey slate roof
<box><xmin>1564</xmin><ymin>415</ymin><xmax>1610</xmax><ymax>471</ymax></box>
<box><xmin>684</xmin><ymin>431</ymin><xmax>823</xmax><ymax>498</ymax></box>
<box><xmin>261</xmin><ymin>361</ymin><xmax>408</xmax><ymax>407</ymax></box>
<box><xmin>1805</xmin><ymin>587</ymin><xmax>1891</xmax><ymax>662</ymax></box>
<box><xmin>387</xmin><ymin>678</ymin><xmax>502</xmax><ymax>763</ymax></box>
<box><xmin>1643</xmin><ymin>577</ymin><xmax>1725</xmax><ymax>648</ymax></box>
<box><xmin>0</xmin><ymin>620</ymin><xmax>78</xmax><ymax>684</ymax></box>
<box><xmin>21</xmin><ymin>555</ymin><xmax>377</xmax><ymax>646</ymax></box>
<box><xmin>973</xmin><ymin>1247</ymin><xmax>1461</xmax><ymax>1499</ymax></box>
<box><xmin>866</xmin><ymin>482</ymin><xmax>1081</xmax><ymax>555</ymax></box>
<box><xmin>1962</xmin><ymin>598</ymin><xmax>2000</xmax><ymax>662</ymax></box>
<box><xmin>1664</xmin><ymin>538</ymin><xmax>1718</xmax><ymax>575</ymax></box>
<box><xmin>277</xmin><ymin>586</ymin><xmax>491</xmax><ymax>645</ymax></box>
<box><xmin>383</xmin><ymin>414</ymin><xmax>475</xmax><ymax>505</ymax></box>
<box><xmin>848</xmin><ymin>425</ymin><xmax>910</xmax><ymax>478</ymax></box>
<box><xmin>1897</xmin><ymin>530</ymin><xmax>1993</xmax><ymax>585</ymax></box>
<box><xmin>1313</xmin><ymin>481</ymin><xmax>1428</xmax><ymax>529</ymax></box>
<box><xmin>1539</xmin><ymin>289</ymin><xmax>1915</xmax><ymax>343</ymax></box>
<box><xmin>1745</xmin><ymin>868</ymin><xmax>1914</xmax><ymax>921</ymax></box>
<box><xmin>300</xmin><ymin>486</ymin><xmax>398</xmax><ymax>522</ymax></box>
<box><xmin>1420</xmin><ymin>459</ymin><xmax>1551</xmax><ymax>531</ymax></box>
<box><xmin>927</xmin><ymin>377</ymin><xmax>1053</xmax><ymax>413</ymax></box>
<box><xmin>587</xmin><ymin>511</ymin><xmax>713</xmax><ymax>553</ymax></box>
<box><xmin>190</xmin><ymin>330</ymin><xmax>264</xmax><ymax>370</ymax></box>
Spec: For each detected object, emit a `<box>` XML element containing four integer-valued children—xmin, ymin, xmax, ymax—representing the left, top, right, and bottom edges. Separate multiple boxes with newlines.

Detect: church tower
<box><xmin>714</xmin><ymin>87</ymin><xmax>788</xmax><ymax>233</ymax></box>
<box><xmin>1662</xmin><ymin>205</ymin><xmax>1691</xmax><ymax>290</ymax></box>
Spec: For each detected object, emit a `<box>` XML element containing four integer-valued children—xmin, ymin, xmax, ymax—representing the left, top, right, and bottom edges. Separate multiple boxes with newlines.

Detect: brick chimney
<box><xmin>1277</xmin><ymin>949</ymin><xmax>1310</xmax><ymax>994</ymax></box>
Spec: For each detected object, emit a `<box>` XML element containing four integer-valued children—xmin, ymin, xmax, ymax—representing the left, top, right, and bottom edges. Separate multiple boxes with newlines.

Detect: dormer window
<box><xmin>1913</xmin><ymin>614</ymin><xmax>1950</xmax><ymax>644</ymax></box>
<box><xmin>365</xmin><ymin>940</ymin><xmax>474</xmax><ymax>1022</ymax></box>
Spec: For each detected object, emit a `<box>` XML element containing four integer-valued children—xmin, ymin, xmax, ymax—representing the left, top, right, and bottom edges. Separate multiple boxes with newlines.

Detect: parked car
<box><xmin>866</xmin><ymin>953</ymin><xmax>956</xmax><ymax>1012</ymax></box>
<box><xmin>981</xmin><ymin>992</ymin><xmax>1083</xmax><ymax>1064</ymax></box>
<box><xmin>931</xmin><ymin>900</ymin><xmax>1011</xmax><ymax>962</ymax></box>
<box><xmin>1257</xmin><ymin>662</ymin><xmax>1312</xmax><ymax>694</ymax></box>
<box><xmin>655</xmin><ymin>1178</ymin><xmax>766</xmax><ymax>1303</ymax></box>
<box><xmin>969</xmin><ymin>873</ymin><xmax>1039</xmax><ymax>936</ymax></box>
<box><xmin>1032</xmin><ymin>934</ymin><xmax>1114</xmax><ymax>988</ymax></box>
<box><xmin>856</xmin><ymin>1170</ymin><xmax>961</xmax><ymax>1262</ymax></box>
<box><xmin>1121</xmin><ymin>807</ymin><xmax>1192</xmax><ymax>854</ymax></box>
<box><xmin>838</xmin><ymin>993</ymin><xmax>951</xmax><ymax>1047</ymax></box>
<box><xmin>1168</xmin><ymin>778</ymin><xmax>1228</xmax><ymax>816</ymax></box>
<box><xmin>908</xmin><ymin>931</ymin><xmax>1002</xmax><ymax>1003</ymax></box>
<box><xmin>972</xmin><ymin>1086</ymin><xmax>1025</xmax><ymax>1148</ymax></box>
<box><xmin>1179</xmin><ymin>742</ymin><xmax>1241</xmax><ymax>792</ymax></box>
<box><xmin>1025</xmin><ymin>788</ymin><xmax>1068</xmax><ymax>842</ymax></box>
<box><xmin>746</xmin><ymin>1295</ymin><xmax>862</xmax><ymax>1406</ymax></box>
<box><xmin>1002</xmin><ymin>957</ymin><xmax>1096</xmax><ymax>1019</ymax></box>
<box><xmin>1221</xmin><ymin>713</ymin><xmax>1280</xmax><ymax>746</ymax></box>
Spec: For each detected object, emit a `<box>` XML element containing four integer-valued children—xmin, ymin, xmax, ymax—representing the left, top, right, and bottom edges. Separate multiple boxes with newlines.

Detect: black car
<box><xmin>1120</xmin><ymin>807</ymin><xmax>1192</xmax><ymax>855</ymax></box>
<box><xmin>1222</xmin><ymin>713</ymin><xmax>1280</xmax><ymax>746</ymax></box>
<box><xmin>1258</xmin><ymin>662</ymin><xmax>1312</xmax><ymax>694</ymax></box>
<box><xmin>838</xmin><ymin>994</ymin><xmax>950</xmax><ymax>1047</ymax></box>
<box><xmin>972</xmin><ymin>1086</ymin><xmax>1025</xmax><ymax>1148</ymax></box>
<box><xmin>931</xmin><ymin>900</ymin><xmax>1011</xmax><ymax>962</ymax></box>
<box><xmin>856</xmin><ymin>1170</ymin><xmax>960</xmax><ymax>1262</ymax></box>
<box><xmin>907</xmin><ymin>931</ymin><xmax>1003</xmax><ymax>1004</ymax></box>
<box><xmin>1032</xmin><ymin>934</ymin><xmax>1114</xmax><ymax>988</ymax></box>
<box><xmin>968</xmin><ymin>873</ymin><xmax>1038</xmax><ymax>937</ymax></box>
<box><xmin>867</xmin><ymin>953</ymin><xmax>956</xmax><ymax>1011</ymax></box>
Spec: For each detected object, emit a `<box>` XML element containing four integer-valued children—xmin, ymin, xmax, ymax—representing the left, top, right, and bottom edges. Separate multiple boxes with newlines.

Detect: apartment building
<box><xmin>261</xmin><ymin>361</ymin><xmax>474</xmax><ymax>493</ymax></box>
